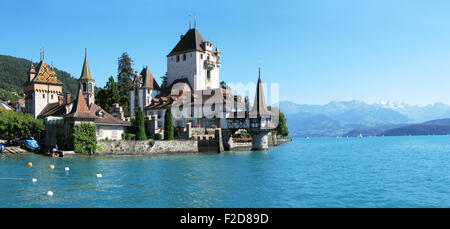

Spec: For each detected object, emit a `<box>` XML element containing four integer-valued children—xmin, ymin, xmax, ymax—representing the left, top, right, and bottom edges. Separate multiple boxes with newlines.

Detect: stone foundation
<box><xmin>97</xmin><ymin>139</ymin><xmax>198</xmax><ymax>155</ymax></box>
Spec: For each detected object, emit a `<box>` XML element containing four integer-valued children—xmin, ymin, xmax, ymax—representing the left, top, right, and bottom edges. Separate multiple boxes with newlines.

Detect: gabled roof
<box><xmin>66</xmin><ymin>87</ymin><xmax>96</xmax><ymax>119</ymax></box>
<box><xmin>30</xmin><ymin>60</ymin><xmax>63</xmax><ymax>85</ymax></box>
<box><xmin>167</xmin><ymin>28</ymin><xmax>206</xmax><ymax>57</ymax></box>
<box><xmin>140</xmin><ymin>67</ymin><xmax>160</xmax><ymax>90</ymax></box>
<box><xmin>79</xmin><ymin>52</ymin><xmax>93</xmax><ymax>80</ymax></box>
<box><xmin>249</xmin><ymin>76</ymin><xmax>271</xmax><ymax>118</ymax></box>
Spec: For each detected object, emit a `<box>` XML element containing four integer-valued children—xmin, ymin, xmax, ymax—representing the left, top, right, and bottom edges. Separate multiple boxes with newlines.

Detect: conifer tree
<box><xmin>135</xmin><ymin>107</ymin><xmax>147</xmax><ymax>140</ymax></box>
<box><xmin>164</xmin><ymin>106</ymin><xmax>174</xmax><ymax>140</ymax></box>
<box><xmin>117</xmin><ymin>52</ymin><xmax>134</xmax><ymax>116</ymax></box>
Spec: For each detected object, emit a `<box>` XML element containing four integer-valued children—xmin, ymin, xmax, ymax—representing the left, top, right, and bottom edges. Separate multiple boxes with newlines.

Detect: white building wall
<box><xmin>32</xmin><ymin>91</ymin><xmax>60</xmax><ymax>118</ymax></box>
<box><xmin>97</xmin><ymin>125</ymin><xmax>125</xmax><ymax>140</ymax></box>
<box><xmin>167</xmin><ymin>50</ymin><xmax>220</xmax><ymax>91</ymax></box>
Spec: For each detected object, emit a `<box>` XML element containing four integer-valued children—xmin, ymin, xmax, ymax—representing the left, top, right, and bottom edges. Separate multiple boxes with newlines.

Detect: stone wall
<box><xmin>97</xmin><ymin>139</ymin><xmax>198</xmax><ymax>155</ymax></box>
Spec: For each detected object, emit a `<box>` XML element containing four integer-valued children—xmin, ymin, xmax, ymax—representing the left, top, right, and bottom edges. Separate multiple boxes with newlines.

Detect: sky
<box><xmin>1</xmin><ymin>0</ymin><xmax>450</xmax><ymax>106</ymax></box>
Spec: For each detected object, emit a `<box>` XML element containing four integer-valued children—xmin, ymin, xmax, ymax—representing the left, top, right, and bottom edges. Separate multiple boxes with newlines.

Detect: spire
<box><xmin>249</xmin><ymin>69</ymin><xmax>271</xmax><ymax>118</ymax></box>
<box><xmin>80</xmin><ymin>48</ymin><xmax>93</xmax><ymax>80</ymax></box>
<box><xmin>189</xmin><ymin>15</ymin><xmax>192</xmax><ymax>29</ymax></box>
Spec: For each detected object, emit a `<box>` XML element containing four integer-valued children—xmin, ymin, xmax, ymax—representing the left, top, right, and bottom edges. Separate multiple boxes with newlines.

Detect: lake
<box><xmin>1</xmin><ymin>136</ymin><xmax>450</xmax><ymax>207</ymax></box>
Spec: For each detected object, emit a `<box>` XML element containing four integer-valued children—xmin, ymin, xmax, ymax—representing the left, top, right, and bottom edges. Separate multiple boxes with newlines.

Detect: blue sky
<box><xmin>2</xmin><ymin>0</ymin><xmax>450</xmax><ymax>106</ymax></box>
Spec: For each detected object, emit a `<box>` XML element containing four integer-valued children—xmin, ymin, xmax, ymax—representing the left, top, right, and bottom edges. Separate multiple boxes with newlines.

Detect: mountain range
<box><xmin>279</xmin><ymin>100</ymin><xmax>450</xmax><ymax>137</ymax></box>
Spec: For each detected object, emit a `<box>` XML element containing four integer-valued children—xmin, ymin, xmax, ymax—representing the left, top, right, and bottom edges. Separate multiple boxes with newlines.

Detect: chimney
<box><xmin>65</xmin><ymin>93</ymin><xmax>71</xmax><ymax>104</ymax></box>
<box><xmin>58</xmin><ymin>95</ymin><xmax>64</xmax><ymax>105</ymax></box>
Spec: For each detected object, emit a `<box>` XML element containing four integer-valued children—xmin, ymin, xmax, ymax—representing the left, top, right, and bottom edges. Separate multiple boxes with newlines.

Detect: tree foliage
<box><xmin>134</xmin><ymin>107</ymin><xmax>147</xmax><ymax>140</ymax></box>
<box><xmin>160</xmin><ymin>73</ymin><xmax>168</xmax><ymax>91</ymax></box>
<box><xmin>96</xmin><ymin>76</ymin><xmax>120</xmax><ymax>111</ymax></box>
<box><xmin>72</xmin><ymin>122</ymin><xmax>97</xmax><ymax>154</ymax></box>
<box><xmin>0</xmin><ymin>89</ymin><xmax>21</xmax><ymax>102</ymax></box>
<box><xmin>0</xmin><ymin>110</ymin><xmax>44</xmax><ymax>140</ymax></box>
<box><xmin>276</xmin><ymin>111</ymin><xmax>289</xmax><ymax>137</ymax></box>
<box><xmin>117</xmin><ymin>52</ymin><xmax>134</xmax><ymax>116</ymax></box>
<box><xmin>164</xmin><ymin>106</ymin><xmax>174</xmax><ymax>140</ymax></box>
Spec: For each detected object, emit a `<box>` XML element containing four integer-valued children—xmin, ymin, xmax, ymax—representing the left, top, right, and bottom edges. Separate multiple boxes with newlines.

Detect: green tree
<box><xmin>164</xmin><ymin>106</ymin><xmax>174</xmax><ymax>140</ymax></box>
<box><xmin>72</xmin><ymin>122</ymin><xmax>97</xmax><ymax>154</ymax></box>
<box><xmin>276</xmin><ymin>111</ymin><xmax>289</xmax><ymax>137</ymax></box>
<box><xmin>0</xmin><ymin>110</ymin><xmax>44</xmax><ymax>140</ymax></box>
<box><xmin>160</xmin><ymin>73</ymin><xmax>168</xmax><ymax>91</ymax></box>
<box><xmin>96</xmin><ymin>76</ymin><xmax>120</xmax><ymax>111</ymax></box>
<box><xmin>134</xmin><ymin>107</ymin><xmax>147</xmax><ymax>140</ymax></box>
<box><xmin>117</xmin><ymin>52</ymin><xmax>134</xmax><ymax>116</ymax></box>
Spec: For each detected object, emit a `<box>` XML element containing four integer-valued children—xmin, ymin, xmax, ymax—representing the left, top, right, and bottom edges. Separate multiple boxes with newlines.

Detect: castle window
<box><xmin>51</xmin><ymin>94</ymin><xmax>54</xmax><ymax>99</ymax></box>
<box><xmin>83</xmin><ymin>83</ymin><xmax>87</xmax><ymax>92</ymax></box>
<box><xmin>207</xmin><ymin>70</ymin><xmax>211</xmax><ymax>79</ymax></box>
<box><xmin>176</xmin><ymin>56</ymin><xmax>180</xmax><ymax>62</ymax></box>
<box><xmin>43</xmin><ymin>94</ymin><xmax>45</xmax><ymax>99</ymax></box>
<box><xmin>201</xmin><ymin>54</ymin><xmax>203</xmax><ymax>59</ymax></box>
<box><xmin>183</xmin><ymin>54</ymin><xmax>186</xmax><ymax>61</ymax></box>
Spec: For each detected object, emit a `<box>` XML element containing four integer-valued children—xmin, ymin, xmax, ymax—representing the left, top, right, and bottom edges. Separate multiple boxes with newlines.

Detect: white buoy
<box><xmin>96</xmin><ymin>173</ymin><xmax>102</xmax><ymax>178</ymax></box>
<box><xmin>32</xmin><ymin>178</ymin><xmax>37</xmax><ymax>183</ymax></box>
<box><xmin>65</xmin><ymin>167</ymin><xmax>70</xmax><ymax>171</ymax></box>
<box><xmin>46</xmin><ymin>191</ymin><xmax>53</xmax><ymax>196</ymax></box>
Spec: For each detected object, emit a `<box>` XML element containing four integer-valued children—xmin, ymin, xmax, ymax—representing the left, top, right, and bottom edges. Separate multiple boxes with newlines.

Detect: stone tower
<box><xmin>78</xmin><ymin>50</ymin><xmax>95</xmax><ymax>106</ymax></box>
<box><xmin>166</xmin><ymin>27</ymin><xmax>221</xmax><ymax>91</ymax></box>
<box><xmin>129</xmin><ymin>66</ymin><xmax>160</xmax><ymax>117</ymax></box>
<box><xmin>24</xmin><ymin>59</ymin><xmax>63</xmax><ymax>118</ymax></box>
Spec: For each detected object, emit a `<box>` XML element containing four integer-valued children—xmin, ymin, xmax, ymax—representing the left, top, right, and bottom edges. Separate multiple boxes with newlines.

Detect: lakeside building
<box><xmin>129</xmin><ymin>27</ymin><xmax>275</xmax><ymax>150</ymax></box>
<box><xmin>26</xmin><ymin>53</ymin><xmax>130</xmax><ymax>147</ymax></box>
<box><xmin>129</xmin><ymin>27</ymin><xmax>247</xmax><ymax>132</ymax></box>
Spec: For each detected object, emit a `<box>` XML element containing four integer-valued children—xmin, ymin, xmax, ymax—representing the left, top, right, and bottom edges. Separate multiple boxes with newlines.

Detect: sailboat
<box><xmin>358</xmin><ymin>133</ymin><xmax>363</xmax><ymax>138</ymax></box>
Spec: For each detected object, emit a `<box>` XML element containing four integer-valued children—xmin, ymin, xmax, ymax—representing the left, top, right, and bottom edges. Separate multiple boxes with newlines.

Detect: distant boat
<box><xmin>358</xmin><ymin>133</ymin><xmax>363</xmax><ymax>138</ymax></box>
<box><xmin>305</xmin><ymin>136</ymin><xmax>310</xmax><ymax>139</ymax></box>
<box><xmin>0</xmin><ymin>144</ymin><xmax>6</xmax><ymax>153</ymax></box>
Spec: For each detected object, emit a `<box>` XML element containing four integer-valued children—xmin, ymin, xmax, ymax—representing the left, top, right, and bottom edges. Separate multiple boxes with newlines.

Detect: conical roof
<box><xmin>249</xmin><ymin>75</ymin><xmax>271</xmax><ymax>118</ymax></box>
<box><xmin>80</xmin><ymin>51</ymin><xmax>93</xmax><ymax>80</ymax></box>
<box><xmin>167</xmin><ymin>28</ymin><xmax>206</xmax><ymax>56</ymax></box>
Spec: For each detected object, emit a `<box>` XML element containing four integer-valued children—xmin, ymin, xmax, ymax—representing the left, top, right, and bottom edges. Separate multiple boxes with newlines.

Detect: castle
<box><xmin>25</xmin><ymin>51</ymin><xmax>130</xmax><ymax>147</ymax></box>
<box><xmin>129</xmin><ymin>27</ymin><xmax>275</xmax><ymax>150</ymax></box>
<box><xmin>24</xmin><ymin>26</ymin><xmax>274</xmax><ymax>151</ymax></box>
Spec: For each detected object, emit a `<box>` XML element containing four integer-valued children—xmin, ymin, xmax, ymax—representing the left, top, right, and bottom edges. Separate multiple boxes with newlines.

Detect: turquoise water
<box><xmin>1</xmin><ymin>136</ymin><xmax>450</xmax><ymax>207</ymax></box>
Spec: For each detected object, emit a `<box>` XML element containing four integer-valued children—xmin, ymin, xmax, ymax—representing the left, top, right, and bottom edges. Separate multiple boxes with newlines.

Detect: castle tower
<box><xmin>166</xmin><ymin>28</ymin><xmax>221</xmax><ymax>91</ymax></box>
<box><xmin>24</xmin><ymin>59</ymin><xmax>63</xmax><ymax>118</ymax></box>
<box><xmin>78</xmin><ymin>50</ymin><xmax>95</xmax><ymax>106</ymax></box>
<box><xmin>129</xmin><ymin>66</ymin><xmax>160</xmax><ymax>117</ymax></box>
<box><xmin>249</xmin><ymin>69</ymin><xmax>272</xmax><ymax>150</ymax></box>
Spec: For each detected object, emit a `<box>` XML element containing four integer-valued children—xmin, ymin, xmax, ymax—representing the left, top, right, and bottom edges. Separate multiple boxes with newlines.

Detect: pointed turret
<box><xmin>80</xmin><ymin>49</ymin><xmax>92</xmax><ymax>80</ymax></box>
<box><xmin>78</xmin><ymin>49</ymin><xmax>95</xmax><ymax>106</ymax></box>
<box><xmin>249</xmin><ymin>68</ymin><xmax>271</xmax><ymax>118</ymax></box>
<box><xmin>28</xmin><ymin>61</ymin><xmax>36</xmax><ymax>82</ymax></box>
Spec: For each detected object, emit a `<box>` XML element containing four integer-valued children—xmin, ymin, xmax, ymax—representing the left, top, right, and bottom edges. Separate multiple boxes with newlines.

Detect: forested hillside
<box><xmin>0</xmin><ymin>54</ymin><xmax>83</xmax><ymax>96</ymax></box>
